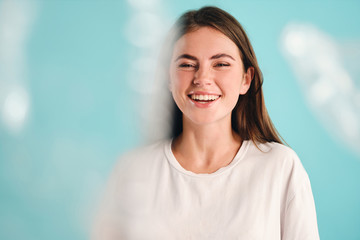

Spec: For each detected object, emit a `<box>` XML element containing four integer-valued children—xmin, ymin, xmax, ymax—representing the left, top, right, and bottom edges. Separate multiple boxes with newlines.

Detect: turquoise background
<box><xmin>0</xmin><ymin>0</ymin><xmax>359</xmax><ymax>239</ymax></box>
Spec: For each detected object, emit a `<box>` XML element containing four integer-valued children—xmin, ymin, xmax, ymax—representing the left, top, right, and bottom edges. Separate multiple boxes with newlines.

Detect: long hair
<box><xmin>164</xmin><ymin>6</ymin><xmax>283</xmax><ymax>144</ymax></box>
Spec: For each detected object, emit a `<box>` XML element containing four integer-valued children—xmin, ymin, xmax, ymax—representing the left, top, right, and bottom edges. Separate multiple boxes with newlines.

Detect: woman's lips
<box><xmin>187</xmin><ymin>93</ymin><xmax>221</xmax><ymax>108</ymax></box>
<box><xmin>189</xmin><ymin>94</ymin><xmax>220</xmax><ymax>101</ymax></box>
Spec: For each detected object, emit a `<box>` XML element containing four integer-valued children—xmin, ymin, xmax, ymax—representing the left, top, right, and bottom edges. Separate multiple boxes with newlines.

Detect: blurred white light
<box><xmin>283</xmin><ymin>31</ymin><xmax>307</xmax><ymax>57</ymax></box>
<box><xmin>127</xmin><ymin>0</ymin><xmax>160</xmax><ymax>9</ymax></box>
<box><xmin>338</xmin><ymin>106</ymin><xmax>359</xmax><ymax>139</ymax></box>
<box><xmin>124</xmin><ymin>0</ymin><xmax>170</xmax><ymax>142</ymax></box>
<box><xmin>0</xmin><ymin>0</ymin><xmax>36</xmax><ymax>135</ymax></box>
<box><xmin>355</xmin><ymin>92</ymin><xmax>360</xmax><ymax>109</ymax></box>
<box><xmin>127</xmin><ymin>56</ymin><xmax>159</xmax><ymax>94</ymax></box>
<box><xmin>2</xmin><ymin>86</ymin><xmax>30</xmax><ymax>134</ymax></box>
<box><xmin>310</xmin><ymin>79</ymin><xmax>336</xmax><ymax>106</ymax></box>
<box><xmin>0</xmin><ymin>0</ymin><xmax>36</xmax><ymax>64</ymax></box>
<box><xmin>125</xmin><ymin>12</ymin><xmax>163</xmax><ymax>48</ymax></box>
<box><xmin>281</xmin><ymin>22</ymin><xmax>360</xmax><ymax>156</ymax></box>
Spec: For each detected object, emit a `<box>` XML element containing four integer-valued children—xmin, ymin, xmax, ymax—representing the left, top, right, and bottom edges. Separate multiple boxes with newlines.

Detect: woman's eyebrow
<box><xmin>175</xmin><ymin>53</ymin><xmax>235</xmax><ymax>61</ymax></box>
<box><xmin>211</xmin><ymin>53</ymin><xmax>235</xmax><ymax>60</ymax></box>
<box><xmin>175</xmin><ymin>54</ymin><xmax>198</xmax><ymax>62</ymax></box>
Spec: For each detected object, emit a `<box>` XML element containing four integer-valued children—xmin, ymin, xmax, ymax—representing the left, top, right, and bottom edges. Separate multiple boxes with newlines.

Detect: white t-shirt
<box><xmin>92</xmin><ymin>139</ymin><xmax>319</xmax><ymax>240</ymax></box>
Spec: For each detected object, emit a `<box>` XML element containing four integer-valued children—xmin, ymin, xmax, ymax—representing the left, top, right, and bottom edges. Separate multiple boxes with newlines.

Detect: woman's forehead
<box><xmin>172</xmin><ymin>27</ymin><xmax>240</xmax><ymax>58</ymax></box>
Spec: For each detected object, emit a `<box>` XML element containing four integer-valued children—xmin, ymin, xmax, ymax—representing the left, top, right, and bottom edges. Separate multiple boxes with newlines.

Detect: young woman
<box><xmin>93</xmin><ymin>6</ymin><xmax>319</xmax><ymax>240</ymax></box>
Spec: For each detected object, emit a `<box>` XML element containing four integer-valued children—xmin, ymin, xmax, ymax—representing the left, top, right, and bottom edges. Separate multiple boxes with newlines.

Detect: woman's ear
<box><xmin>239</xmin><ymin>66</ymin><xmax>254</xmax><ymax>95</ymax></box>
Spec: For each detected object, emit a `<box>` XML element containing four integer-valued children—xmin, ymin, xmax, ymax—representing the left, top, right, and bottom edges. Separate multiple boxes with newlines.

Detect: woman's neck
<box><xmin>171</xmin><ymin>118</ymin><xmax>242</xmax><ymax>174</ymax></box>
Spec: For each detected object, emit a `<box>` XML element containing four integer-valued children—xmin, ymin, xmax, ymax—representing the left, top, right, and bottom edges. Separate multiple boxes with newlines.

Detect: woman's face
<box><xmin>169</xmin><ymin>27</ymin><xmax>253</xmax><ymax>127</ymax></box>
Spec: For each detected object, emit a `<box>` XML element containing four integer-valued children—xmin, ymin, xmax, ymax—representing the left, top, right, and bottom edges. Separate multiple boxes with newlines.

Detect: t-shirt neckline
<box><xmin>164</xmin><ymin>139</ymin><xmax>250</xmax><ymax>178</ymax></box>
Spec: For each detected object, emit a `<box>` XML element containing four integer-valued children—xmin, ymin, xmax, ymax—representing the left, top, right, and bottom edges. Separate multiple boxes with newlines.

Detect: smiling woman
<box><xmin>92</xmin><ymin>6</ymin><xmax>320</xmax><ymax>240</ymax></box>
<box><xmin>170</xmin><ymin>26</ymin><xmax>252</xmax><ymax>127</ymax></box>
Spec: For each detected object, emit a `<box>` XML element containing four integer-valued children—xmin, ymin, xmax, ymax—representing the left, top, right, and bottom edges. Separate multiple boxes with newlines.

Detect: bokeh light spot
<box><xmin>2</xmin><ymin>86</ymin><xmax>30</xmax><ymax>134</ymax></box>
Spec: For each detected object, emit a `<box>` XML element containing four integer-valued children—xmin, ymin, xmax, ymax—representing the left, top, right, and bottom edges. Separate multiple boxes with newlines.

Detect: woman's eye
<box><xmin>215</xmin><ymin>63</ymin><xmax>230</xmax><ymax>67</ymax></box>
<box><xmin>179</xmin><ymin>63</ymin><xmax>196</xmax><ymax>68</ymax></box>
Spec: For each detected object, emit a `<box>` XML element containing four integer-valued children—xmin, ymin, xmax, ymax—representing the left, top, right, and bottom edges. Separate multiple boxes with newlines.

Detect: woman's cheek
<box><xmin>175</xmin><ymin>72</ymin><xmax>192</xmax><ymax>87</ymax></box>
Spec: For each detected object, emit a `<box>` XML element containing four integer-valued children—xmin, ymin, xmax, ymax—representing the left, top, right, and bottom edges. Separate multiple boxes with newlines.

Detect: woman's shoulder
<box><xmin>247</xmin><ymin>141</ymin><xmax>298</xmax><ymax>159</ymax></box>
<box><xmin>246</xmin><ymin>141</ymin><xmax>311</xmax><ymax>194</ymax></box>
<box><xmin>246</xmin><ymin>140</ymin><xmax>306</xmax><ymax>175</ymax></box>
<box><xmin>111</xmin><ymin>139</ymin><xmax>170</xmax><ymax>174</ymax></box>
<box><xmin>121</xmin><ymin>139</ymin><xmax>169</xmax><ymax>160</ymax></box>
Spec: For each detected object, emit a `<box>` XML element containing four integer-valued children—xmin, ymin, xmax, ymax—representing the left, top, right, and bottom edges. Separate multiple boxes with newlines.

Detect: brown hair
<box><xmin>165</xmin><ymin>6</ymin><xmax>283</xmax><ymax>144</ymax></box>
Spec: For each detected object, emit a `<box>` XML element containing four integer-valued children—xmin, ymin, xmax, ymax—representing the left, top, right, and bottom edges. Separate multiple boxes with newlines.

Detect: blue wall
<box><xmin>0</xmin><ymin>0</ymin><xmax>359</xmax><ymax>239</ymax></box>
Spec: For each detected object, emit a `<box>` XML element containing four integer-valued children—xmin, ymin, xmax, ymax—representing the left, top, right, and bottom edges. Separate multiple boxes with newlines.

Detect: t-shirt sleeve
<box><xmin>280</xmin><ymin>151</ymin><xmax>320</xmax><ymax>240</ymax></box>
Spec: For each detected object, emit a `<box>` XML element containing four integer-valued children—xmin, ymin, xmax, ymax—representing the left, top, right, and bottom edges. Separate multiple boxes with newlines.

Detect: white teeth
<box><xmin>190</xmin><ymin>94</ymin><xmax>220</xmax><ymax>101</ymax></box>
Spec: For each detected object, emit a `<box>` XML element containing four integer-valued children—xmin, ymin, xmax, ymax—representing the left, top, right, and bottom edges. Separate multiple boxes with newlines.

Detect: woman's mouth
<box><xmin>188</xmin><ymin>94</ymin><xmax>221</xmax><ymax>106</ymax></box>
<box><xmin>189</xmin><ymin>94</ymin><xmax>220</xmax><ymax>101</ymax></box>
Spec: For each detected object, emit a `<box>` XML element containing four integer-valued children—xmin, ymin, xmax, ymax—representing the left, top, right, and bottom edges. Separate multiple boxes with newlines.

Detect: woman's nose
<box><xmin>193</xmin><ymin>66</ymin><xmax>212</xmax><ymax>86</ymax></box>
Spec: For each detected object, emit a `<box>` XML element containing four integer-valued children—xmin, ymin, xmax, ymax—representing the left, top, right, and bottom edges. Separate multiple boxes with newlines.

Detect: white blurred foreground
<box><xmin>281</xmin><ymin>23</ymin><xmax>360</xmax><ymax>156</ymax></box>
